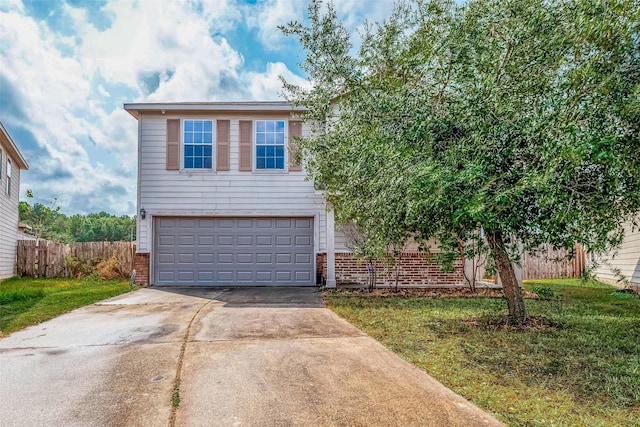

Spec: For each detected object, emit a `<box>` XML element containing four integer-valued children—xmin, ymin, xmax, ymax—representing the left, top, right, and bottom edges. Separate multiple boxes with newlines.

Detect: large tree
<box><xmin>282</xmin><ymin>0</ymin><xmax>640</xmax><ymax>324</ymax></box>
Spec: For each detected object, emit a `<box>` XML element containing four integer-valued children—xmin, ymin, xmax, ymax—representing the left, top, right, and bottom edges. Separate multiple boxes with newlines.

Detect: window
<box><xmin>183</xmin><ymin>119</ymin><xmax>213</xmax><ymax>169</ymax></box>
<box><xmin>6</xmin><ymin>159</ymin><xmax>11</xmax><ymax>196</ymax></box>
<box><xmin>255</xmin><ymin>120</ymin><xmax>285</xmax><ymax>170</ymax></box>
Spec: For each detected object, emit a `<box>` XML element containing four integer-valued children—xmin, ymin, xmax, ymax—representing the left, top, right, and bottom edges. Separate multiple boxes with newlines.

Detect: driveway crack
<box><xmin>168</xmin><ymin>298</ymin><xmax>212</xmax><ymax>427</ymax></box>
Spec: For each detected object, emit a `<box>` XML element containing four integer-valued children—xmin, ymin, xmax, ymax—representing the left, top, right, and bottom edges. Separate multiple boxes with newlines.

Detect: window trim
<box><xmin>6</xmin><ymin>158</ymin><xmax>11</xmax><ymax>196</ymax></box>
<box><xmin>181</xmin><ymin>118</ymin><xmax>215</xmax><ymax>171</ymax></box>
<box><xmin>253</xmin><ymin>119</ymin><xmax>288</xmax><ymax>172</ymax></box>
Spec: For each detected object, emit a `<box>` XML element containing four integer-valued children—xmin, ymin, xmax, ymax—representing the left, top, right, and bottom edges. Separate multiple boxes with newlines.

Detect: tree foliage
<box><xmin>281</xmin><ymin>0</ymin><xmax>640</xmax><ymax>323</ymax></box>
<box><xmin>19</xmin><ymin>191</ymin><xmax>136</xmax><ymax>243</ymax></box>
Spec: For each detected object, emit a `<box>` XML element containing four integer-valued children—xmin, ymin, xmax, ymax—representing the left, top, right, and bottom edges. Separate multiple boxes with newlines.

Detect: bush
<box><xmin>95</xmin><ymin>254</ymin><xmax>127</xmax><ymax>280</ymax></box>
<box><xmin>64</xmin><ymin>255</ymin><xmax>100</xmax><ymax>278</ymax></box>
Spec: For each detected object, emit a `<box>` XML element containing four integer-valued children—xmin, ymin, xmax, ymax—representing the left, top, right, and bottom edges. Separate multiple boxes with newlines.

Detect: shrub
<box><xmin>95</xmin><ymin>254</ymin><xmax>127</xmax><ymax>280</ymax></box>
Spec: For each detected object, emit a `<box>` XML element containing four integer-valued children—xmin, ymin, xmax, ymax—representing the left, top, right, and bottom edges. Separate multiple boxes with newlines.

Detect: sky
<box><xmin>0</xmin><ymin>0</ymin><xmax>394</xmax><ymax>216</ymax></box>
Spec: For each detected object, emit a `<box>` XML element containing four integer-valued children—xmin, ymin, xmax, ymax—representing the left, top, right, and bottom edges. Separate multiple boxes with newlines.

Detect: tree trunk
<box><xmin>486</xmin><ymin>231</ymin><xmax>527</xmax><ymax>324</ymax></box>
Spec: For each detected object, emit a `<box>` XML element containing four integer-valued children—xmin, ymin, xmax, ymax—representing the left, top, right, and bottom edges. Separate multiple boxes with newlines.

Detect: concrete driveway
<box><xmin>0</xmin><ymin>287</ymin><xmax>503</xmax><ymax>426</ymax></box>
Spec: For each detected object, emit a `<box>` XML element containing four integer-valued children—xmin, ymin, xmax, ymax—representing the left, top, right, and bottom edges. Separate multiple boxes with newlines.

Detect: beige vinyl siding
<box><xmin>0</xmin><ymin>150</ymin><xmax>21</xmax><ymax>279</ymax></box>
<box><xmin>137</xmin><ymin>114</ymin><xmax>327</xmax><ymax>254</ymax></box>
<box><xmin>590</xmin><ymin>221</ymin><xmax>640</xmax><ymax>288</ymax></box>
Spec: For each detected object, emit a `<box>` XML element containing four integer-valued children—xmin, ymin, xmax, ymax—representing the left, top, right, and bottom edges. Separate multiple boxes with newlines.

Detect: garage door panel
<box><xmin>217</xmin><ymin>271</ymin><xmax>233</xmax><ymax>281</ymax></box>
<box><xmin>295</xmin><ymin>253</ymin><xmax>311</xmax><ymax>264</ymax></box>
<box><xmin>179</xmin><ymin>219</ymin><xmax>196</xmax><ymax>228</ymax></box>
<box><xmin>217</xmin><ymin>253</ymin><xmax>234</xmax><ymax>263</ymax></box>
<box><xmin>158</xmin><ymin>235</ymin><xmax>175</xmax><ymax>246</ymax></box>
<box><xmin>198</xmin><ymin>253</ymin><xmax>214</xmax><ymax>263</ymax></box>
<box><xmin>276</xmin><ymin>219</ymin><xmax>292</xmax><ymax>228</ymax></box>
<box><xmin>295</xmin><ymin>271</ymin><xmax>312</xmax><ymax>282</ymax></box>
<box><xmin>237</xmin><ymin>235</ymin><xmax>253</xmax><ymax>246</ymax></box>
<box><xmin>276</xmin><ymin>271</ymin><xmax>292</xmax><ymax>281</ymax></box>
<box><xmin>198</xmin><ymin>271</ymin><xmax>214</xmax><ymax>281</ymax></box>
<box><xmin>154</xmin><ymin>217</ymin><xmax>314</xmax><ymax>286</ymax></box>
<box><xmin>198</xmin><ymin>235</ymin><xmax>214</xmax><ymax>245</ymax></box>
<box><xmin>256</xmin><ymin>219</ymin><xmax>272</xmax><ymax>228</ymax></box>
<box><xmin>295</xmin><ymin>236</ymin><xmax>312</xmax><ymax>246</ymax></box>
<box><xmin>295</xmin><ymin>219</ymin><xmax>312</xmax><ymax>228</ymax></box>
<box><xmin>217</xmin><ymin>235</ymin><xmax>234</xmax><ymax>246</ymax></box>
<box><xmin>256</xmin><ymin>271</ymin><xmax>272</xmax><ymax>281</ymax></box>
<box><xmin>177</xmin><ymin>271</ymin><xmax>195</xmax><ymax>281</ymax></box>
<box><xmin>237</xmin><ymin>253</ymin><xmax>253</xmax><ymax>263</ymax></box>
<box><xmin>276</xmin><ymin>253</ymin><xmax>292</xmax><ymax>264</ymax></box>
<box><xmin>218</xmin><ymin>219</ymin><xmax>234</xmax><ymax>228</ymax></box>
<box><xmin>256</xmin><ymin>253</ymin><xmax>272</xmax><ymax>264</ymax></box>
<box><xmin>256</xmin><ymin>235</ymin><xmax>272</xmax><ymax>246</ymax></box>
<box><xmin>236</xmin><ymin>271</ymin><xmax>253</xmax><ymax>281</ymax></box>
<box><xmin>179</xmin><ymin>235</ymin><xmax>195</xmax><ymax>245</ymax></box>
<box><xmin>276</xmin><ymin>236</ymin><xmax>292</xmax><ymax>246</ymax></box>
<box><xmin>199</xmin><ymin>219</ymin><xmax>215</xmax><ymax>228</ymax></box>
<box><xmin>158</xmin><ymin>253</ymin><xmax>175</xmax><ymax>264</ymax></box>
<box><xmin>178</xmin><ymin>253</ymin><xmax>195</xmax><ymax>263</ymax></box>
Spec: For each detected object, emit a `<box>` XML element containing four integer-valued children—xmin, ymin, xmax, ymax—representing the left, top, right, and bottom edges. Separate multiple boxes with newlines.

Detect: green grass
<box><xmin>0</xmin><ymin>277</ymin><xmax>135</xmax><ymax>336</ymax></box>
<box><xmin>324</xmin><ymin>279</ymin><xmax>640</xmax><ymax>427</ymax></box>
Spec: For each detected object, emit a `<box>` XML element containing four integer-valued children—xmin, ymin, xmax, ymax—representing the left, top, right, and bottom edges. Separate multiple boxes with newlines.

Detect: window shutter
<box><xmin>239</xmin><ymin>120</ymin><xmax>252</xmax><ymax>171</ymax></box>
<box><xmin>288</xmin><ymin>120</ymin><xmax>302</xmax><ymax>172</ymax></box>
<box><xmin>216</xmin><ymin>120</ymin><xmax>230</xmax><ymax>171</ymax></box>
<box><xmin>166</xmin><ymin>119</ymin><xmax>180</xmax><ymax>171</ymax></box>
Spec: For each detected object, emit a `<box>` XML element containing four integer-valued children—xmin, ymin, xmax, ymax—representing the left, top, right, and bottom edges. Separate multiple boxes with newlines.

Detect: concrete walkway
<box><xmin>0</xmin><ymin>287</ymin><xmax>503</xmax><ymax>426</ymax></box>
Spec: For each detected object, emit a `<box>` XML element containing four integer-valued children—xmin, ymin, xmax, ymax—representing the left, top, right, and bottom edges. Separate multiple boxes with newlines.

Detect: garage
<box><xmin>153</xmin><ymin>217</ymin><xmax>315</xmax><ymax>286</ymax></box>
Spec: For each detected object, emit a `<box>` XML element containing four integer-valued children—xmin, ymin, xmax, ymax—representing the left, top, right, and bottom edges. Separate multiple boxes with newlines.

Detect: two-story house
<box><xmin>0</xmin><ymin>122</ymin><xmax>29</xmax><ymax>280</ymax></box>
<box><xmin>125</xmin><ymin>102</ymin><xmax>465</xmax><ymax>288</ymax></box>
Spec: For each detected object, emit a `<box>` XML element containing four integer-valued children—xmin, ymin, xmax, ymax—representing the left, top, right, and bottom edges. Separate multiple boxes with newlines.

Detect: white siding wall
<box><xmin>137</xmin><ymin>113</ymin><xmax>327</xmax><ymax>254</ymax></box>
<box><xmin>0</xmin><ymin>149</ymin><xmax>21</xmax><ymax>280</ymax></box>
<box><xmin>590</xmin><ymin>221</ymin><xmax>640</xmax><ymax>288</ymax></box>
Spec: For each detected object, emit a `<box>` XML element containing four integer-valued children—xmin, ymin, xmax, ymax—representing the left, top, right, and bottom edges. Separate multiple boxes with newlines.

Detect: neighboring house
<box><xmin>124</xmin><ymin>102</ymin><xmax>465</xmax><ymax>287</ymax></box>
<box><xmin>0</xmin><ymin>122</ymin><xmax>29</xmax><ymax>280</ymax></box>
<box><xmin>589</xmin><ymin>220</ymin><xmax>640</xmax><ymax>291</ymax></box>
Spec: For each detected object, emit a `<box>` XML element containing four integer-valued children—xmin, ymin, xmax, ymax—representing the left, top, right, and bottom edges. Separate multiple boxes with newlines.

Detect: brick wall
<box><xmin>318</xmin><ymin>252</ymin><xmax>464</xmax><ymax>288</ymax></box>
<box><xmin>134</xmin><ymin>253</ymin><xmax>150</xmax><ymax>285</ymax></box>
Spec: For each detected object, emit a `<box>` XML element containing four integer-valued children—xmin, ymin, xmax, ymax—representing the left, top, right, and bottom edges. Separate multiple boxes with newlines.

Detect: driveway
<box><xmin>0</xmin><ymin>287</ymin><xmax>503</xmax><ymax>426</ymax></box>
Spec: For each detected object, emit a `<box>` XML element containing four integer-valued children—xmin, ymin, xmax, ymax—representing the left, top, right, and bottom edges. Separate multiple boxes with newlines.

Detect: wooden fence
<box><xmin>16</xmin><ymin>240</ymin><xmax>135</xmax><ymax>278</ymax></box>
<box><xmin>521</xmin><ymin>244</ymin><xmax>585</xmax><ymax>280</ymax></box>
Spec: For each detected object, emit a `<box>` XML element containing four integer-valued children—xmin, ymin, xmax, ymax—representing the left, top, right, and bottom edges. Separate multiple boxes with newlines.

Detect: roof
<box><xmin>0</xmin><ymin>122</ymin><xmax>29</xmax><ymax>170</ymax></box>
<box><xmin>123</xmin><ymin>101</ymin><xmax>304</xmax><ymax>120</ymax></box>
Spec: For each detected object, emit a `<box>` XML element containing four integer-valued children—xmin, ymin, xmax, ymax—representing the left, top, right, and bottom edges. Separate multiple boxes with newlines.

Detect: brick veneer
<box><xmin>134</xmin><ymin>253</ymin><xmax>150</xmax><ymax>285</ymax></box>
<box><xmin>317</xmin><ymin>252</ymin><xmax>464</xmax><ymax>287</ymax></box>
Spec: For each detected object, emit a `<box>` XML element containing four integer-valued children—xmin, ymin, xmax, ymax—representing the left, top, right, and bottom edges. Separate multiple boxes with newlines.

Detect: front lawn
<box><xmin>0</xmin><ymin>277</ymin><xmax>134</xmax><ymax>336</ymax></box>
<box><xmin>324</xmin><ymin>279</ymin><xmax>640</xmax><ymax>427</ymax></box>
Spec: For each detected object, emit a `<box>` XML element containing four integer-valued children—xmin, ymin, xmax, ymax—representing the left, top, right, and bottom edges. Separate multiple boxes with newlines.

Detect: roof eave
<box><xmin>0</xmin><ymin>122</ymin><xmax>29</xmax><ymax>170</ymax></box>
<box><xmin>123</xmin><ymin>101</ymin><xmax>305</xmax><ymax>120</ymax></box>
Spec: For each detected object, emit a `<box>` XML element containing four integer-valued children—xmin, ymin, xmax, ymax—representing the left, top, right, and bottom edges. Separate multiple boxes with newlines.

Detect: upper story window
<box><xmin>6</xmin><ymin>158</ymin><xmax>11</xmax><ymax>196</ymax></box>
<box><xmin>183</xmin><ymin>119</ymin><xmax>213</xmax><ymax>169</ymax></box>
<box><xmin>255</xmin><ymin>120</ymin><xmax>285</xmax><ymax>170</ymax></box>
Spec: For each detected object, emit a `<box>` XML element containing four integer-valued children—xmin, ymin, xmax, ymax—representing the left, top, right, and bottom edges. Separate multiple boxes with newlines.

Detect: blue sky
<box><xmin>0</xmin><ymin>0</ymin><xmax>394</xmax><ymax>216</ymax></box>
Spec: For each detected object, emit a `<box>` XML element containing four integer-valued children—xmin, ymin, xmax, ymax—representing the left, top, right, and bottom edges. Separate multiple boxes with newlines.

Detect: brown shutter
<box><xmin>166</xmin><ymin>119</ymin><xmax>180</xmax><ymax>170</ymax></box>
<box><xmin>239</xmin><ymin>120</ymin><xmax>252</xmax><ymax>171</ymax></box>
<box><xmin>216</xmin><ymin>120</ymin><xmax>230</xmax><ymax>171</ymax></box>
<box><xmin>288</xmin><ymin>120</ymin><xmax>302</xmax><ymax>172</ymax></box>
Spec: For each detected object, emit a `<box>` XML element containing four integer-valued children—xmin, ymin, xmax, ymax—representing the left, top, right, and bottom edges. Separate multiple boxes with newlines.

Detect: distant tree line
<box><xmin>18</xmin><ymin>191</ymin><xmax>135</xmax><ymax>243</ymax></box>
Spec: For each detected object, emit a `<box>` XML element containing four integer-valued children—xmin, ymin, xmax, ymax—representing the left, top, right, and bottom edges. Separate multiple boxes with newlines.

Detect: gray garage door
<box><xmin>154</xmin><ymin>217</ymin><xmax>315</xmax><ymax>286</ymax></box>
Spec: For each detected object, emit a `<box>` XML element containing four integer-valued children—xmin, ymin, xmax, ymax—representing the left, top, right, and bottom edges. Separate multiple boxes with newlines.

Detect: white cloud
<box><xmin>245</xmin><ymin>0</ymin><xmax>304</xmax><ymax>50</ymax></box>
<box><xmin>245</xmin><ymin>61</ymin><xmax>309</xmax><ymax>100</ymax></box>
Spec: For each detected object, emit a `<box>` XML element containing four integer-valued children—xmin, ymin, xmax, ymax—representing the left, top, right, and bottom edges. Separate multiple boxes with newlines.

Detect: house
<box><xmin>0</xmin><ymin>122</ymin><xmax>29</xmax><ymax>280</ymax></box>
<box><xmin>589</xmin><ymin>220</ymin><xmax>640</xmax><ymax>292</ymax></box>
<box><xmin>124</xmin><ymin>102</ymin><xmax>465</xmax><ymax>287</ymax></box>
